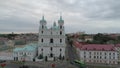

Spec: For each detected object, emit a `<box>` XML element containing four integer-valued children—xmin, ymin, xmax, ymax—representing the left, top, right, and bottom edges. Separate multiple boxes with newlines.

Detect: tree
<box><xmin>92</xmin><ymin>33</ymin><xmax>114</xmax><ymax>44</ymax></box>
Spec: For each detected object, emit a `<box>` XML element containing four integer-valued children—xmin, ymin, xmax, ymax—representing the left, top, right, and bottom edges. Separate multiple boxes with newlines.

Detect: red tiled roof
<box><xmin>73</xmin><ymin>41</ymin><xmax>83</xmax><ymax>48</ymax></box>
<box><xmin>73</xmin><ymin>41</ymin><xmax>116</xmax><ymax>51</ymax></box>
<box><xmin>80</xmin><ymin>44</ymin><xmax>115</xmax><ymax>51</ymax></box>
<box><xmin>115</xmin><ymin>44</ymin><xmax>120</xmax><ymax>47</ymax></box>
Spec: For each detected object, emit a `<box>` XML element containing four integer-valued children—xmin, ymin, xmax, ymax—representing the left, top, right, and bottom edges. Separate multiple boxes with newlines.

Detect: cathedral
<box><xmin>38</xmin><ymin>15</ymin><xmax>66</xmax><ymax>61</ymax></box>
<box><xmin>13</xmin><ymin>15</ymin><xmax>66</xmax><ymax>61</ymax></box>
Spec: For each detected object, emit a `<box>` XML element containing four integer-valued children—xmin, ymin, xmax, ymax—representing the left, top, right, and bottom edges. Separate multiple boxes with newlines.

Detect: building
<box><xmin>0</xmin><ymin>37</ymin><xmax>8</xmax><ymax>45</ymax></box>
<box><xmin>13</xmin><ymin>43</ymin><xmax>37</xmax><ymax>61</ymax></box>
<box><xmin>38</xmin><ymin>16</ymin><xmax>66</xmax><ymax>61</ymax></box>
<box><xmin>115</xmin><ymin>44</ymin><xmax>120</xmax><ymax>63</ymax></box>
<box><xmin>13</xmin><ymin>15</ymin><xmax>66</xmax><ymax>61</ymax></box>
<box><xmin>84</xmin><ymin>36</ymin><xmax>93</xmax><ymax>42</ymax></box>
<box><xmin>73</xmin><ymin>41</ymin><xmax>119</xmax><ymax>64</ymax></box>
<box><xmin>5</xmin><ymin>40</ymin><xmax>15</xmax><ymax>47</ymax></box>
<box><xmin>0</xmin><ymin>52</ymin><xmax>13</xmax><ymax>60</ymax></box>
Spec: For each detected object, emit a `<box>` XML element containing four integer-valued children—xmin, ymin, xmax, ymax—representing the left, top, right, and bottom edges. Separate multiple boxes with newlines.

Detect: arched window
<box><xmin>50</xmin><ymin>47</ymin><xmax>53</xmax><ymax>51</ymax></box>
<box><xmin>41</xmin><ymin>48</ymin><xmax>43</xmax><ymax>51</ymax></box>
<box><xmin>41</xmin><ymin>39</ymin><xmax>43</xmax><ymax>43</ymax></box>
<box><xmin>42</xmin><ymin>25</ymin><xmax>44</xmax><ymax>29</ymax></box>
<box><xmin>41</xmin><ymin>31</ymin><xmax>43</xmax><ymax>34</ymax></box>
<box><xmin>60</xmin><ymin>31</ymin><xmax>62</xmax><ymax>35</ymax></box>
<box><xmin>60</xmin><ymin>39</ymin><xmax>62</xmax><ymax>43</ymax></box>
<box><xmin>60</xmin><ymin>26</ymin><xmax>62</xmax><ymax>29</ymax></box>
<box><xmin>50</xmin><ymin>38</ymin><xmax>53</xmax><ymax>43</ymax></box>
<box><xmin>50</xmin><ymin>53</ymin><xmax>53</xmax><ymax>57</ymax></box>
<box><xmin>60</xmin><ymin>48</ymin><xmax>62</xmax><ymax>52</ymax></box>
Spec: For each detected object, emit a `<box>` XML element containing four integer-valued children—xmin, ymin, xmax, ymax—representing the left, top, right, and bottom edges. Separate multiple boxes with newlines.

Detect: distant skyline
<box><xmin>0</xmin><ymin>0</ymin><xmax>120</xmax><ymax>34</ymax></box>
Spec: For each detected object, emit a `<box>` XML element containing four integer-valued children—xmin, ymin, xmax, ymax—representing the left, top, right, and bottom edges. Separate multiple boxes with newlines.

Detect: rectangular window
<box><xmin>113</xmin><ymin>53</ymin><xmax>115</xmax><ymax>55</ymax></box>
<box><xmin>113</xmin><ymin>57</ymin><xmax>115</xmax><ymax>59</ymax></box>
<box><xmin>100</xmin><ymin>52</ymin><xmax>102</xmax><ymax>55</ymax></box>
<box><xmin>89</xmin><ymin>52</ymin><xmax>91</xmax><ymax>55</ymax></box>
<box><xmin>89</xmin><ymin>56</ymin><xmax>91</xmax><ymax>58</ymax></box>
<box><xmin>84</xmin><ymin>52</ymin><xmax>86</xmax><ymax>54</ymax></box>
<box><xmin>109</xmin><ymin>56</ymin><xmax>111</xmax><ymax>59</ymax></box>
<box><xmin>105</xmin><ymin>52</ymin><xmax>106</xmax><ymax>55</ymax></box>
<box><xmin>104</xmin><ymin>56</ymin><xmax>106</xmax><ymax>59</ymax></box>
<box><xmin>97</xmin><ymin>56</ymin><xmax>99</xmax><ymax>59</ymax></box>
<box><xmin>84</xmin><ymin>55</ymin><xmax>86</xmax><ymax>58</ymax></box>
<box><xmin>94</xmin><ymin>56</ymin><xmax>96</xmax><ymax>59</ymax></box>
<box><xmin>100</xmin><ymin>56</ymin><xmax>102</xmax><ymax>59</ymax></box>
<box><xmin>94</xmin><ymin>52</ymin><xmax>96</xmax><ymax>55</ymax></box>
<box><xmin>97</xmin><ymin>52</ymin><xmax>99</xmax><ymax>55</ymax></box>
<box><xmin>109</xmin><ymin>53</ymin><xmax>111</xmax><ymax>55</ymax></box>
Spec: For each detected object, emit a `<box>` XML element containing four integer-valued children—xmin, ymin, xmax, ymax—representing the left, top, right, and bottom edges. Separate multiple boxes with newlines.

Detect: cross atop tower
<box><xmin>60</xmin><ymin>12</ymin><xmax>62</xmax><ymax>20</ymax></box>
<box><xmin>42</xmin><ymin>15</ymin><xmax>44</xmax><ymax>20</ymax></box>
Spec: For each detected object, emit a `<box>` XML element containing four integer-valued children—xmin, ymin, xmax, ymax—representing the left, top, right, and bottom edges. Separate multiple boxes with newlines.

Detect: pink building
<box><xmin>73</xmin><ymin>41</ymin><xmax>119</xmax><ymax>64</ymax></box>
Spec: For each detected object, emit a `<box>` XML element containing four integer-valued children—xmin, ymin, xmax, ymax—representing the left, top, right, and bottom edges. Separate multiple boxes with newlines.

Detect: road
<box><xmin>1</xmin><ymin>60</ymin><xmax>78</xmax><ymax>68</ymax></box>
<box><xmin>66</xmin><ymin>39</ymin><xmax>79</xmax><ymax>62</ymax></box>
<box><xmin>65</xmin><ymin>39</ymin><xmax>80</xmax><ymax>68</ymax></box>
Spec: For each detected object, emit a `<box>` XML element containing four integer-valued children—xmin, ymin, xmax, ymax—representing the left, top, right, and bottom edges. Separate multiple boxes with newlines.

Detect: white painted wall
<box><xmin>79</xmin><ymin>50</ymin><xmax>118</xmax><ymax>64</ymax></box>
<box><xmin>38</xmin><ymin>46</ymin><xmax>65</xmax><ymax>57</ymax></box>
<box><xmin>13</xmin><ymin>50</ymin><xmax>37</xmax><ymax>61</ymax></box>
<box><xmin>0</xmin><ymin>52</ymin><xmax>13</xmax><ymax>60</ymax></box>
<box><xmin>38</xmin><ymin>17</ymin><xmax>66</xmax><ymax>61</ymax></box>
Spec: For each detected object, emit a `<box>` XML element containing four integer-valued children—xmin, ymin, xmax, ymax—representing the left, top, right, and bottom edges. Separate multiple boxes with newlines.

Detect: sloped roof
<box><xmin>73</xmin><ymin>41</ymin><xmax>116</xmax><ymax>51</ymax></box>
<box><xmin>80</xmin><ymin>44</ymin><xmax>115</xmax><ymax>51</ymax></box>
<box><xmin>52</xmin><ymin>26</ymin><xmax>59</xmax><ymax>30</ymax></box>
<box><xmin>13</xmin><ymin>43</ymin><xmax>37</xmax><ymax>52</ymax></box>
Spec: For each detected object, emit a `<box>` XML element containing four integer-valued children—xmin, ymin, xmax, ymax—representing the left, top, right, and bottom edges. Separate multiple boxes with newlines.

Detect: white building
<box><xmin>115</xmin><ymin>44</ymin><xmax>120</xmax><ymax>63</ymax></box>
<box><xmin>0</xmin><ymin>52</ymin><xmax>13</xmax><ymax>60</ymax></box>
<box><xmin>13</xmin><ymin>43</ymin><xmax>37</xmax><ymax>61</ymax></box>
<box><xmin>73</xmin><ymin>41</ymin><xmax>119</xmax><ymax>64</ymax></box>
<box><xmin>38</xmin><ymin>16</ymin><xmax>66</xmax><ymax>61</ymax></box>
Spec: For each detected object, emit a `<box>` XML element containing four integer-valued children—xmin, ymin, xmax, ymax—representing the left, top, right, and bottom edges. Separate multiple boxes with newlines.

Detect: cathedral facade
<box><xmin>38</xmin><ymin>16</ymin><xmax>66</xmax><ymax>61</ymax></box>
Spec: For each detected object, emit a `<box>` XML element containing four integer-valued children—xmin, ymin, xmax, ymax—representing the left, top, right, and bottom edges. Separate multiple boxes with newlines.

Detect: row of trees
<box><xmin>0</xmin><ymin>34</ymin><xmax>18</xmax><ymax>39</ymax></box>
<box><xmin>66</xmin><ymin>33</ymin><xmax>120</xmax><ymax>44</ymax></box>
<box><xmin>86</xmin><ymin>33</ymin><xmax>120</xmax><ymax>44</ymax></box>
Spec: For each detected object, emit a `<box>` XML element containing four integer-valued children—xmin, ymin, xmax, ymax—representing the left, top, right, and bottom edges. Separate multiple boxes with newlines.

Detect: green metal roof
<box><xmin>40</xmin><ymin>16</ymin><xmax>46</xmax><ymax>23</ymax></box>
<box><xmin>52</xmin><ymin>26</ymin><xmax>59</xmax><ymax>30</ymax></box>
<box><xmin>13</xmin><ymin>43</ymin><xmax>37</xmax><ymax>52</ymax></box>
<box><xmin>58</xmin><ymin>16</ymin><xmax>64</xmax><ymax>23</ymax></box>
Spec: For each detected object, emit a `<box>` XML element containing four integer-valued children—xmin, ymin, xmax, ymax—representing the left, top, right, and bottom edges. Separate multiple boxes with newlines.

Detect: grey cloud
<box><xmin>0</xmin><ymin>0</ymin><xmax>120</xmax><ymax>33</ymax></box>
<box><xmin>50</xmin><ymin>0</ymin><xmax>120</xmax><ymax>20</ymax></box>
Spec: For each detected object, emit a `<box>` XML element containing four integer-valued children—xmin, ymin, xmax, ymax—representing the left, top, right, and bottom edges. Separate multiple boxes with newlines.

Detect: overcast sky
<box><xmin>0</xmin><ymin>0</ymin><xmax>120</xmax><ymax>34</ymax></box>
